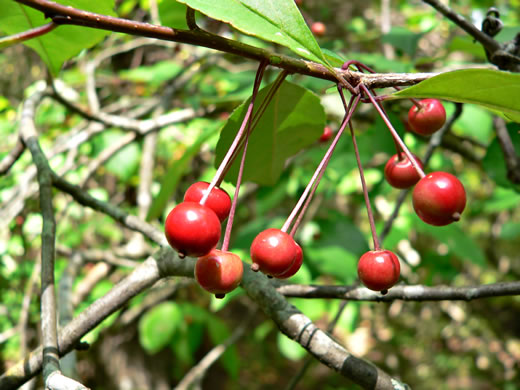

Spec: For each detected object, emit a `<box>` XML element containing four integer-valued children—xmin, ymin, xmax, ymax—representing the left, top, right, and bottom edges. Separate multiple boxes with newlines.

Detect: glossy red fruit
<box><xmin>412</xmin><ymin>171</ymin><xmax>466</xmax><ymax>226</ymax></box>
<box><xmin>250</xmin><ymin>228</ymin><xmax>297</xmax><ymax>276</ymax></box>
<box><xmin>357</xmin><ymin>250</ymin><xmax>400</xmax><ymax>291</ymax></box>
<box><xmin>276</xmin><ymin>242</ymin><xmax>303</xmax><ymax>279</ymax></box>
<box><xmin>164</xmin><ymin>202</ymin><xmax>221</xmax><ymax>257</ymax></box>
<box><xmin>319</xmin><ymin>126</ymin><xmax>333</xmax><ymax>143</ymax></box>
<box><xmin>184</xmin><ymin>181</ymin><xmax>232</xmax><ymax>222</ymax></box>
<box><xmin>408</xmin><ymin>99</ymin><xmax>446</xmax><ymax>136</ymax></box>
<box><xmin>195</xmin><ymin>249</ymin><xmax>243</xmax><ymax>297</ymax></box>
<box><xmin>311</xmin><ymin>22</ymin><xmax>326</xmax><ymax>37</ymax></box>
<box><xmin>384</xmin><ymin>153</ymin><xmax>424</xmax><ymax>189</ymax></box>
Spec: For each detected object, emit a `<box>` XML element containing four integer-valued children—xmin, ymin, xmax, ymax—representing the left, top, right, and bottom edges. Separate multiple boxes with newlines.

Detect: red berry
<box><xmin>164</xmin><ymin>202</ymin><xmax>221</xmax><ymax>257</ymax></box>
<box><xmin>250</xmin><ymin>228</ymin><xmax>297</xmax><ymax>276</ymax></box>
<box><xmin>276</xmin><ymin>242</ymin><xmax>303</xmax><ymax>279</ymax></box>
<box><xmin>407</xmin><ymin>99</ymin><xmax>446</xmax><ymax>136</ymax></box>
<box><xmin>184</xmin><ymin>181</ymin><xmax>232</xmax><ymax>222</ymax></box>
<box><xmin>384</xmin><ymin>153</ymin><xmax>424</xmax><ymax>189</ymax></box>
<box><xmin>319</xmin><ymin>126</ymin><xmax>333</xmax><ymax>143</ymax></box>
<box><xmin>412</xmin><ymin>172</ymin><xmax>466</xmax><ymax>226</ymax></box>
<box><xmin>311</xmin><ymin>22</ymin><xmax>326</xmax><ymax>37</ymax></box>
<box><xmin>195</xmin><ymin>249</ymin><xmax>243</xmax><ymax>296</ymax></box>
<box><xmin>294</xmin><ymin>0</ymin><xmax>303</xmax><ymax>5</ymax></box>
<box><xmin>357</xmin><ymin>250</ymin><xmax>400</xmax><ymax>291</ymax></box>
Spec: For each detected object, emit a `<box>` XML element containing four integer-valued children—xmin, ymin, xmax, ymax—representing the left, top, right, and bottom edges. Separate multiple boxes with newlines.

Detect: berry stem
<box><xmin>360</xmin><ymin>84</ymin><xmax>425</xmax><ymax>179</ymax></box>
<box><xmin>216</xmin><ymin>71</ymin><xmax>288</xmax><ymax>186</ymax></box>
<box><xmin>201</xmin><ymin>61</ymin><xmax>267</xmax><ymax>204</ymax></box>
<box><xmin>281</xmin><ymin>93</ymin><xmax>362</xmax><ymax>233</ymax></box>
<box><xmin>289</xmin><ymin>149</ymin><xmax>331</xmax><ymax>237</ymax></box>
<box><xmin>338</xmin><ymin>87</ymin><xmax>381</xmax><ymax>251</ymax></box>
<box><xmin>371</xmin><ymin>89</ymin><xmax>404</xmax><ymax>161</ymax></box>
<box><xmin>221</xmin><ymin>97</ymin><xmax>256</xmax><ymax>252</ymax></box>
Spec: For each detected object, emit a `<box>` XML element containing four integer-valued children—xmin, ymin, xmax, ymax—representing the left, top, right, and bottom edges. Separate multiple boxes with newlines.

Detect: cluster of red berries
<box><xmin>357</xmin><ymin>98</ymin><xmax>466</xmax><ymax>293</ymax></box>
<box><xmin>385</xmin><ymin>98</ymin><xmax>466</xmax><ymax>226</ymax></box>
<box><xmin>164</xmin><ymin>182</ymin><xmax>243</xmax><ymax>298</ymax></box>
<box><xmin>164</xmin><ymin>74</ymin><xmax>466</xmax><ymax>297</ymax></box>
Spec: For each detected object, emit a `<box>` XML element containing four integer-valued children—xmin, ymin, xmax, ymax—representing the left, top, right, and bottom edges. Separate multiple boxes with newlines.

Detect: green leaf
<box><xmin>91</xmin><ymin>130</ymin><xmax>140</xmax><ymax>181</ymax></box>
<box><xmin>277</xmin><ymin>333</ymin><xmax>307</xmax><ymax>361</ymax></box>
<box><xmin>381</xmin><ymin>26</ymin><xmax>426</xmax><ymax>57</ymax></box>
<box><xmin>120</xmin><ymin>60</ymin><xmax>183</xmax><ymax>86</ymax></box>
<box><xmin>177</xmin><ymin>0</ymin><xmax>331</xmax><ymax>67</ymax></box>
<box><xmin>305</xmin><ymin>244</ymin><xmax>358</xmax><ymax>283</ymax></box>
<box><xmin>215</xmin><ymin>80</ymin><xmax>325</xmax><ymax>186</ymax></box>
<box><xmin>449</xmin><ymin>103</ymin><xmax>493</xmax><ymax>144</ymax></box>
<box><xmin>344</xmin><ymin>52</ymin><xmax>414</xmax><ymax>73</ymax></box>
<box><xmin>158</xmin><ymin>0</ymin><xmax>188</xmax><ymax>29</ymax></box>
<box><xmin>500</xmin><ymin>222</ymin><xmax>520</xmax><ymax>240</ymax></box>
<box><xmin>0</xmin><ymin>0</ymin><xmax>115</xmax><ymax>75</ymax></box>
<box><xmin>314</xmin><ymin>216</ymin><xmax>370</xmax><ymax>257</ymax></box>
<box><xmin>448</xmin><ymin>36</ymin><xmax>486</xmax><ymax>59</ymax></box>
<box><xmin>207</xmin><ymin>318</ymin><xmax>240</xmax><ymax>378</ymax></box>
<box><xmin>481</xmin><ymin>187</ymin><xmax>520</xmax><ymax>213</ymax></box>
<box><xmin>139</xmin><ymin>302</ymin><xmax>182</xmax><ymax>354</ymax></box>
<box><xmin>391</xmin><ymin>69</ymin><xmax>520</xmax><ymax>122</ymax></box>
<box><xmin>146</xmin><ymin>123</ymin><xmax>219</xmax><ymax>221</ymax></box>
<box><xmin>414</xmin><ymin>216</ymin><xmax>487</xmax><ymax>267</ymax></box>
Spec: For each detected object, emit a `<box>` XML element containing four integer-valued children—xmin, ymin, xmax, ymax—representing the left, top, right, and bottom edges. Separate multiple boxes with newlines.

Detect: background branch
<box><xmin>277</xmin><ymin>281</ymin><xmax>520</xmax><ymax>301</ymax></box>
<box><xmin>20</xmin><ymin>91</ymin><xmax>88</xmax><ymax>389</ymax></box>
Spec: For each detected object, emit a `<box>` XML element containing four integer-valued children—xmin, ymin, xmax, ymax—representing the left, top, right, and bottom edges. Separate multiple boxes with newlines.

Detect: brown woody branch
<box><xmin>16</xmin><ymin>0</ymin><xmax>433</xmax><ymax>89</ymax></box>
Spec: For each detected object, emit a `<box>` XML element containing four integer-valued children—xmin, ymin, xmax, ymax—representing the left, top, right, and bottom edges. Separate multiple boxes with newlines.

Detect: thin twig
<box><xmin>52</xmin><ymin>174</ymin><xmax>166</xmax><ymax>246</ymax></box>
<box><xmin>282</xmin><ymin>95</ymin><xmax>361</xmax><ymax>233</ymax></box>
<box><xmin>421</xmin><ymin>0</ymin><xmax>520</xmax><ymax>71</ymax></box>
<box><xmin>174</xmin><ymin>307</ymin><xmax>257</xmax><ymax>390</ymax></box>
<box><xmin>493</xmin><ymin>116</ymin><xmax>520</xmax><ymax>184</ymax></box>
<box><xmin>421</xmin><ymin>0</ymin><xmax>500</xmax><ymax>54</ymax></box>
<box><xmin>0</xmin><ymin>138</ymin><xmax>25</xmax><ymax>175</ymax></box>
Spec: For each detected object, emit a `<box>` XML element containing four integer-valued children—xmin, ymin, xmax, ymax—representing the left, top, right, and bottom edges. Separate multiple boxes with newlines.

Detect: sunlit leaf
<box><xmin>215</xmin><ymin>80</ymin><xmax>325</xmax><ymax>186</ymax></box>
<box><xmin>0</xmin><ymin>0</ymin><xmax>115</xmax><ymax>75</ymax></box>
<box><xmin>392</xmin><ymin>69</ymin><xmax>520</xmax><ymax>122</ymax></box>
<box><xmin>139</xmin><ymin>302</ymin><xmax>182</xmax><ymax>354</ymax></box>
<box><xmin>177</xmin><ymin>0</ymin><xmax>331</xmax><ymax>67</ymax></box>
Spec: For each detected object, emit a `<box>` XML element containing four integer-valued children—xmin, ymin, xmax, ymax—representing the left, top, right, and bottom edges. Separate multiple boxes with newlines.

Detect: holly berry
<box><xmin>357</xmin><ymin>250</ymin><xmax>400</xmax><ymax>292</ymax></box>
<box><xmin>412</xmin><ymin>171</ymin><xmax>466</xmax><ymax>226</ymax></box>
<box><xmin>319</xmin><ymin>126</ymin><xmax>333</xmax><ymax>143</ymax></box>
<box><xmin>384</xmin><ymin>153</ymin><xmax>424</xmax><ymax>189</ymax></box>
<box><xmin>195</xmin><ymin>249</ymin><xmax>243</xmax><ymax>298</ymax></box>
<box><xmin>184</xmin><ymin>181</ymin><xmax>232</xmax><ymax>222</ymax></box>
<box><xmin>276</xmin><ymin>242</ymin><xmax>303</xmax><ymax>279</ymax></box>
<box><xmin>311</xmin><ymin>22</ymin><xmax>326</xmax><ymax>37</ymax></box>
<box><xmin>407</xmin><ymin>99</ymin><xmax>446</xmax><ymax>136</ymax></box>
<box><xmin>164</xmin><ymin>202</ymin><xmax>221</xmax><ymax>257</ymax></box>
<box><xmin>250</xmin><ymin>228</ymin><xmax>297</xmax><ymax>276</ymax></box>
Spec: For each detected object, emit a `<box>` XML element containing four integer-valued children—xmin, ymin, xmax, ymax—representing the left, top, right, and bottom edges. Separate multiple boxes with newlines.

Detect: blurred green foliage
<box><xmin>0</xmin><ymin>0</ymin><xmax>519</xmax><ymax>389</ymax></box>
